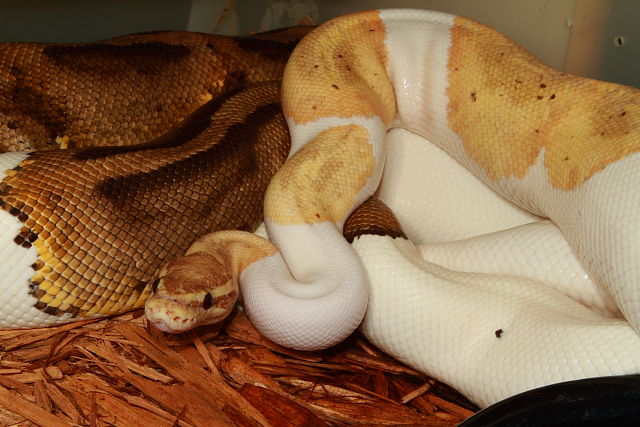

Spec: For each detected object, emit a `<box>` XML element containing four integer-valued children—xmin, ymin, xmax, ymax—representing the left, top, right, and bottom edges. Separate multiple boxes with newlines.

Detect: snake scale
<box><xmin>2</xmin><ymin>9</ymin><xmax>640</xmax><ymax>408</ymax></box>
<box><xmin>0</xmin><ymin>28</ymin><xmax>309</xmax><ymax>325</ymax></box>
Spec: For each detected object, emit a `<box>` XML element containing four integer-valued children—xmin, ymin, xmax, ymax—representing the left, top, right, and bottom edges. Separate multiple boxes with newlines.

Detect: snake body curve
<box><xmin>305</xmin><ymin>10</ymin><xmax>640</xmax><ymax>406</ymax></box>
<box><xmin>153</xmin><ymin>8</ymin><xmax>640</xmax><ymax>406</ymax></box>
<box><xmin>241</xmin><ymin>8</ymin><xmax>640</xmax><ymax>347</ymax></box>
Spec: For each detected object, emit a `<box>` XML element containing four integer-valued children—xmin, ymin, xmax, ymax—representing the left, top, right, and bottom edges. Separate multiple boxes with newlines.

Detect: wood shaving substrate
<box><xmin>0</xmin><ymin>309</ymin><xmax>477</xmax><ymax>426</ymax></box>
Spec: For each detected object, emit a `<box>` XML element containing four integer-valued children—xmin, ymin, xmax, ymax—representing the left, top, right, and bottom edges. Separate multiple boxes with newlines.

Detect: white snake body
<box><xmin>272</xmin><ymin>9</ymin><xmax>640</xmax><ymax>407</ymax></box>
<box><xmin>0</xmin><ymin>151</ymin><xmax>51</xmax><ymax>326</ymax></box>
<box><xmin>3</xmin><ymin>9</ymin><xmax>640</xmax><ymax>409</ymax></box>
<box><xmin>379</xmin><ymin>129</ymin><xmax>540</xmax><ymax>243</ymax></box>
<box><xmin>382</xmin><ymin>128</ymin><xmax>620</xmax><ymax>318</ymax></box>
<box><xmin>419</xmin><ymin>220</ymin><xmax>620</xmax><ymax>318</ymax></box>
<box><xmin>354</xmin><ymin>234</ymin><xmax>640</xmax><ymax>408</ymax></box>
<box><xmin>364</xmin><ymin>129</ymin><xmax>640</xmax><ymax>407</ymax></box>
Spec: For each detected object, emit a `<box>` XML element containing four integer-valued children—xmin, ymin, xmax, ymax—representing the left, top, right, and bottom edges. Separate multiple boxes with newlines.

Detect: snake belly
<box><xmin>0</xmin><ymin>28</ymin><xmax>311</xmax><ymax>327</ymax></box>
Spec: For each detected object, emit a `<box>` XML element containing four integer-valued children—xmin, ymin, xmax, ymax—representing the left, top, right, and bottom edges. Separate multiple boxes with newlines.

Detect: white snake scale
<box><xmin>2</xmin><ymin>9</ymin><xmax>640</xmax><ymax>408</ymax></box>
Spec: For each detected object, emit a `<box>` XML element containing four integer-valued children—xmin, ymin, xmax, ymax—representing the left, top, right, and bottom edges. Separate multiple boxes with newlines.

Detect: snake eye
<box><xmin>151</xmin><ymin>278</ymin><xmax>160</xmax><ymax>293</ymax></box>
<box><xmin>203</xmin><ymin>292</ymin><xmax>213</xmax><ymax>310</ymax></box>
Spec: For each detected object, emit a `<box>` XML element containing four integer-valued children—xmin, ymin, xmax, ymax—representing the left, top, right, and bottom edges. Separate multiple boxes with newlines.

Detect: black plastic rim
<box><xmin>460</xmin><ymin>375</ymin><xmax>640</xmax><ymax>426</ymax></box>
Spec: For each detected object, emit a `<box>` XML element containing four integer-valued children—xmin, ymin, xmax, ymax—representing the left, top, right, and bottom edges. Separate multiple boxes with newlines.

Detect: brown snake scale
<box><xmin>343</xmin><ymin>197</ymin><xmax>406</xmax><ymax>244</ymax></box>
<box><xmin>0</xmin><ymin>28</ymin><xmax>310</xmax><ymax>151</ymax></box>
<box><xmin>0</xmin><ymin>29</ymin><xmax>312</xmax><ymax>320</ymax></box>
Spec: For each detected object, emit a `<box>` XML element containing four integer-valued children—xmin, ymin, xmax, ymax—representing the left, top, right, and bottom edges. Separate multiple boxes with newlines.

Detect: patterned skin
<box><xmin>0</xmin><ymin>28</ymin><xmax>310</xmax><ymax>327</ymax></box>
<box><xmin>0</xmin><ymin>28</ymin><xmax>311</xmax><ymax>151</ymax></box>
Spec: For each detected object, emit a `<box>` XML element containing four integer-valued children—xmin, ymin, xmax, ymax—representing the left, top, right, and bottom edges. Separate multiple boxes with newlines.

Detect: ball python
<box><xmin>0</xmin><ymin>28</ymin><xmax>310</xmax><ymax>325</ymax></box>
<box><xmin>146</xmin><ymin>8</ymin><xmax>640</xmax><ymax>407</ymax></box>
<box><xmin>2</xmin><ymin>8</ymin><xmax>640</xmax><ymax>408</ymax></box>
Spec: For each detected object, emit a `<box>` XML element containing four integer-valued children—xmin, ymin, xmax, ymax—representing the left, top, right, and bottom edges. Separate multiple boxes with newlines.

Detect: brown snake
<box><xmin>0</xmin><ymin>28</ymin><xmax>311</xmax><ymax>326</ymax></box>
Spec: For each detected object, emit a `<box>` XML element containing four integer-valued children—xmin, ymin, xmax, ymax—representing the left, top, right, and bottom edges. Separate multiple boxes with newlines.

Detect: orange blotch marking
<box><xmin>283</xmin><ymin>10</ymin><xmax>395</xmax><ymax>126</ymax></box>
<box><xmin>447</xmin><ymin>17</ymin><xmax>640</xmax><ymax>190</ymax></box>
<box><xmin>266</xmin><ymin>124</ymin><xmax>374</xmax><ymax>225</ymax></box>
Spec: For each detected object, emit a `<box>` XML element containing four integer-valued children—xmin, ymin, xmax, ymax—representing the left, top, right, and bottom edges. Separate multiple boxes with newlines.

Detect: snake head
<box><xmin>144</xmin><ymin>251</ymin><xmax>239</xmax><ymax>333</ymax></box>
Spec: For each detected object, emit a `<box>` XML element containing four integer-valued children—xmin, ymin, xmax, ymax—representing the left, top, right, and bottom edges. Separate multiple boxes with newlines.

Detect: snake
<box><xmin>2</xmin><ymin>8</ymin><xmax>640</xmax><ymax>408</ymax></box>
<box><xmin>0</xmin><ymin>27</ymin><xmax>309</xmax><ymax>325</ymax></box>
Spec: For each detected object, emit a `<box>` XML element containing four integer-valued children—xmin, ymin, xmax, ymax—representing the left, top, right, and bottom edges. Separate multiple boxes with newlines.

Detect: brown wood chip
<box><xmin>0</xmin><ymin>310</ymin><xmax>477</xmax><ymax>425</ymax></box>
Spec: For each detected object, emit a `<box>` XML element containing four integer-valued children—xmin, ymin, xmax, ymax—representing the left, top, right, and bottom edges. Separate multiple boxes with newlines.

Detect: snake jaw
<box><xmin>144</xmin><ymin>295</ymin><xmax>201</xmax><ymax>333</ymax></box>
<box><xmin>146</xmin><ymin>312</ymin><xmax>187</xmax><ymax>334</ymax></box>
<box><xmin>144</xmin><ymin>252</ymin><xmax>239</xmax><ymax>334</ymax></box>
<box><xmin>145</xmin><ymin>291</ymin><xmax>236</xmax><ymax>334</ymax></box>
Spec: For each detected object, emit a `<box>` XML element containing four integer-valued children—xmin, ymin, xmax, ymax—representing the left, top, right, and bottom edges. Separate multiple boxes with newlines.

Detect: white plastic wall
<box><xmin>0</xmin><ymin>0</ymin><xmax>637</xmax><ymax>87</ymax></box>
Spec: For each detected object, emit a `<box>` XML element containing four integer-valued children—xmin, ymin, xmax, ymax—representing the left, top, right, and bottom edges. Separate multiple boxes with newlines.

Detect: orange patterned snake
<box><xmin>0</xmin><ymin>28</ymin><xmax>309</xmax><ymax>326</ymax></box>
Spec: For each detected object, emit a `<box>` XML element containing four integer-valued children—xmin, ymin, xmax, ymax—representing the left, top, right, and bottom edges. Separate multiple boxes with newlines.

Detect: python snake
<box><xmin>2</xmin><ymin>9</ymin><xmax>640</xmax><ymax>408</ymax></box>
<box><xmin>0</xmin><ymin>28</ymin><xmax>308</xmax><ymax>325</ymax></box>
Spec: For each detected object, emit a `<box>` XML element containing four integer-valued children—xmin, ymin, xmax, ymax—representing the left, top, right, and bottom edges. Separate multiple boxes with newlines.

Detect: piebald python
<box><xmin>147</xmin><ymin>9</ymin><xmax>640</xmax><ymax>407</ymax></box>
<box><xmin>1</xmin><ymin>9</ymin><xmax>640</xmax><ymax>408</ymax></box>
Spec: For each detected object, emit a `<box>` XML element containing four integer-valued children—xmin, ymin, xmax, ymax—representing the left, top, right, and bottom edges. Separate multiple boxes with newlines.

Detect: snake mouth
<box><xmin>145</xmin><ymin>309</ymin><xmax>199</xmax><ymax>334</ymax></box>
<box><xmin>148</xmin><ymin>319</ymin><xmax>183</xmax><ymax>334</ymax></box>
<box><xmin>144</xmin><ymin>297</ymin><xmax>201</xmax><ymax>334</ymax></box>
